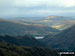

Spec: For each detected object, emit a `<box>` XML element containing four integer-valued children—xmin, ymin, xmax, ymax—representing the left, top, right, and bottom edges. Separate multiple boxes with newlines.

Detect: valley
<box><xmin>7</xmin><ymin>16</ymin><xmax>75</xmax><ymax>30</ymax></box>
<box><xmin>0</xmin><ymin>18</ymin><xmax>59</xmax><ymax>36</ymax></box>
<box><xmin>0</xmin><ymin>16</ymin><xmax>75</xmax><ymax>56</ymax></box>
<box><xmin>0</xmin><ymin>0</ymin><xmax>75</xmax><ymax>55</ymax></box>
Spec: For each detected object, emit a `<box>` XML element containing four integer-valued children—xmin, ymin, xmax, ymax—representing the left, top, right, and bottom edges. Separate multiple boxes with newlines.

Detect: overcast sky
<box><xmin>0</xmin><ymin>0</ymin><xmax>75</xmax><ymax>18</ymax></box>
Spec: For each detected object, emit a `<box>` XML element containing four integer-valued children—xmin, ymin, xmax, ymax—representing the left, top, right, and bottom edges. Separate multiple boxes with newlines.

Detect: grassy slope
<box><xmin>0</xmin><ymin>19</ymin><xmax>59</xmax><ymax>36</ymax></box>
<box><xmin>43</xmin><ymin>25</ymin><xmax>75</xmax><ymax>51</ymax></box>
<box><xmin>0</xmin><ymin>42</ymin><xmax>58</xmax><ymax>56</ymax></box>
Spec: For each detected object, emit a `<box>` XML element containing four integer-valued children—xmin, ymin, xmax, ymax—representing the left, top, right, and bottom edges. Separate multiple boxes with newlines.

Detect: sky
<box><xmin>0</xmin><ymin>0</ymin><xmax>75</xmax><ymax>18</ymax></box>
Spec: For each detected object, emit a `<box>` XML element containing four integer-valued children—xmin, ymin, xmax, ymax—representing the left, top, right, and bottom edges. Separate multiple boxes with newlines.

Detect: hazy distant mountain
<box><xmin>36</xmin><ymin>16</ymin><xmax>75</xmax><ymax>30</ymax></box>
<box><xmin>6</xmin><ymin>16</ymin><xmax>75</xmax><ymax>30</ymax></box>
<box><xmin>0</xmin><ymin>19</ymin><xmax>59</xmax><ymax>36</ymax></box>
<box><xmin>43</xmin><ymin>25</ymin><xmax>75</xmax><ymax>51</ymax></box>
<box><xmin>7</xmin><ymin>17</ymin><xmax>45</xmax><ymax>21</ymax></box>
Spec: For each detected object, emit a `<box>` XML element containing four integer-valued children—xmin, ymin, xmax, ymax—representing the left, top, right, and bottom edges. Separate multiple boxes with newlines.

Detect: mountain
<box><xmin>0</xmin><ymin>42</ymin><xmax>58</xmax><ymax>56</ymax></box>
<box><xmin>36</xmin><ymin>16</ymin><xmax>75</xmax><ymax>30</ymax></box>
<box><xmin>0</xmin><ymin>35</ymin><xmax>44</xmax><ymax>47</ymax></box>
<box><xmin>7</xmin><ymin>16</ymin><xmax>75</xmax><ymax>30</ymax></box>
<box><xmin>7</xmin><ymin>17</ymin><xmax>45</xmax><ymax>21</ymax></box>
<box><xmin>5</xmin><ymin>16</ymin><xmax>75</xmax><ymax>31</ymax></box>
<box><xmin>43</xmin><ymin>25</ymin><xmax>75</xmax><ymax>51</ymax></box>
<box><xmin>0</xmin><ymin>19</ymin><xmax>59</xmax><ymax>36</ymax></box>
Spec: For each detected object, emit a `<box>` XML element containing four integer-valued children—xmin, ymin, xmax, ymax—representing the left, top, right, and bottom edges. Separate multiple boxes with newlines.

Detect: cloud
<box><xmin>13</xmin><ymin>0</ymin><xmax>75</xmax><ymax>8</ymax></box>
<box><xmin>0</xmin><ymin>0</ymin><xmax>75</xmax><ymax>17</ymax></box>
<box><xmin>60</xmin><ymin>0</ymin><xmax>75</xmax><ymax>7</ymax></box>
<box><xmin>0</xmin><ymin>0</ymin><xmax>75</xmax><ymax>8</ymax></box>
